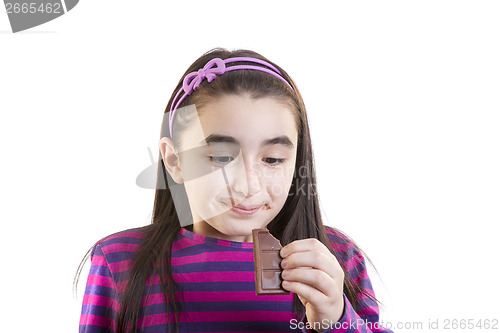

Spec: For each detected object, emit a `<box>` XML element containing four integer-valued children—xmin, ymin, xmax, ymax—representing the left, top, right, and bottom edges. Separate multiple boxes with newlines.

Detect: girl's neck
<box><xmin>191</xmin><ymin>221</ymin><xmax>253</xmax><ymax>243</ymax></box>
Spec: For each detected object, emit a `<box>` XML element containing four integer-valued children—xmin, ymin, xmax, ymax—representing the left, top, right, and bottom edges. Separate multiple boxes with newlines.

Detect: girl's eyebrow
<box><xmin>200</xmin><ymin>134</ymin><xmax>294</xmax><ymax>149</ymax></box>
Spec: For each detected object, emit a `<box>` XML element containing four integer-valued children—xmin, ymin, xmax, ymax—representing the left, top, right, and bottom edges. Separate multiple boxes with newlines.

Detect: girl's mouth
<box><xmin>219</xmin><ymin>201</ymin><xmax>269</xmax><ymax>216</ymax></box>
<box><xmin>230</xmin><ymin>205</ymin><xmax>261</xmax><ymax>215</ymax></box>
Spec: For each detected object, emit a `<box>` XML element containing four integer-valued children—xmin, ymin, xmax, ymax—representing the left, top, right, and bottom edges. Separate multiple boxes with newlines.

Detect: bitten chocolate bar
<box><xmin>252</xmin><ymin>229</ymin><xmax>290</xmax><ymax>295</ymax></box>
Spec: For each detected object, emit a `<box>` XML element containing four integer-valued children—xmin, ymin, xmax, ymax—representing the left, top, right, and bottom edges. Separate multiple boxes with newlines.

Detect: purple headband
<box><xmin>168</xmin><ymin>56</ymin><xmax>294</xmax><ymax>138</ymax></box>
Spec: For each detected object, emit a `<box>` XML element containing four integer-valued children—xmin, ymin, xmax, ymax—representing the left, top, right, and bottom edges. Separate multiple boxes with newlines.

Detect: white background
<box><xmin>1</xmin><ymin>1</ymin><xmax>499</xmax><ymax>332</ymax></box>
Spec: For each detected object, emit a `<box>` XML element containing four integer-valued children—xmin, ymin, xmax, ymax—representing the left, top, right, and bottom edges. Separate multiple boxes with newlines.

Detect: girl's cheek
<box><xmin>266</xmin><ymin>174</ymin><xmax>293</xmax><ymax>197</ymax></box>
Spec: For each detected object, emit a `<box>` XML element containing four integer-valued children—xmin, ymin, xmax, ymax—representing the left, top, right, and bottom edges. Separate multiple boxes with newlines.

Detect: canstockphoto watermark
<box><xmin>290</xmin><ymin>318</ymin><xmax>499</xmax><ymax>331</ymax></box>
<box><xmin>290</xmin><ymin>318</ymin><xmax>397</xmax><ymax>331</ymax></box>
<box><xmin>3</xmin><ymin>0</ymin><xmax>79</xmax><ymax>33</ymax></box>
<box><xmin>136</xmin><ymin>146</ymin><xmax>317</xmax><ymax>194</ymax></box>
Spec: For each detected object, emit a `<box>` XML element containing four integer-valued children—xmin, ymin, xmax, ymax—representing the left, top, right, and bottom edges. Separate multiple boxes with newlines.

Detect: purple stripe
<box><xmin>79</xmin><ymin>226</ymin><xmax>393</xmax><ymax>332</ymax></box>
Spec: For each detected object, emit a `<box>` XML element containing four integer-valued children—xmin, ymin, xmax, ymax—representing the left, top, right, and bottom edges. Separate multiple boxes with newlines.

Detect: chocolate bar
<box><xmin>252</xmin><ymin>228</ymin><xmax>290</xmax><ymax>295</ymax></box>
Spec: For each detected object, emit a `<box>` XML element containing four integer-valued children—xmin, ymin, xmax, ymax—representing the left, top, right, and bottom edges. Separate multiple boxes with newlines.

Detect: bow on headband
<box><xmin>182</xmin><ymin>58</ymin><xmax>226</xmax><ymax>94</ymax></box>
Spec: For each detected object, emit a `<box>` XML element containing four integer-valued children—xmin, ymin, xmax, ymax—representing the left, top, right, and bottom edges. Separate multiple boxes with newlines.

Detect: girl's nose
<box><xmin>232</xmin><ymin>156</ymin><xmax>262</xmax><ymax>198</ymax></box>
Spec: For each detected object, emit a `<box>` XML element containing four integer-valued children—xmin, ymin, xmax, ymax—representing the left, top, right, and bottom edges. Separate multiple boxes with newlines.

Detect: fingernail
<box><xmin>281</xmin><ymin>259</ymin><xmax>288</xmax><ymax>268</ymax></box>
<box><xmin>280</xmin><ymin>247</ymin><xmax>287</xmax><ymax>257</ymax></box>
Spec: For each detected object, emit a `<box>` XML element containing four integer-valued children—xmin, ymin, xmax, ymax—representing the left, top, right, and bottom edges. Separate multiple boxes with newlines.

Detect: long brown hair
<box><xmin>74</xmin><ymin>47</ymin><xmax>379</xmax><ymax>333</ymax></box>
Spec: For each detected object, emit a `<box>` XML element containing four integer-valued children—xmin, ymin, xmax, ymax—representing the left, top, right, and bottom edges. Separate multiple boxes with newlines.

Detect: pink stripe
<box><xmin>83</xmin><ymin>294</ymin><xmax>119</xmax><ymax>311</ymax></box>
<box><xmin>214</xmin><ymin>238</ymin><xmax>254</xmax><ymax>249</ymax></box>
<box><xmin>217</xmin><ymin>238</ymin><xmax>231</xmax><ymax>247</ymax></box>
<box><xmin>175</xmin><ymin>270</ymin><xmax>254</xmax><ymax>282</ymax></box>
<box><xmin>79</xmin><ymin>314</ymin><xmax>115</xmax><ymax>328</ymax></box>
<box><xmin>137</xmin><ymin>310</ymin><xmax>295</xmax><ymax>326</ymax></box>
<box><xmin>108</xmin><ymin>259</ymin><xmax>134</xmax><ymax>273</ymax></box>
<box><xmin>90</xmin><ymin>254</ymin><xmax>107</xmax><ymax>266</ymax></box>
<box><xmin>171</xmin><ymin>237</ymin><xmax>199</xmax><ymax>251</ymax></box>
<box><xmin>171</xmin><ymin>251</ymin><xmax>253</xmax><ymax>265</ymax></box>
<box><xmin>101</xmin><ymin>242</ymin><xmax>142</xmax><ymax>254</ymax></box>
<box><xmin>344</xmin><ymin>251</ymin><xmax>364</xmax><ymax>271</ymax></box>
<box><xmin>85</xmin><ymin>274</ymin><xmax>115</xmax><ymax>289</ymax></box>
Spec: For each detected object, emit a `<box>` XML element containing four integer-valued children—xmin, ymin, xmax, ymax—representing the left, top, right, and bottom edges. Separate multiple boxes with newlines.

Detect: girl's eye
<box><xmin>263</xmin><ymin>158</ymin><xmax>285</xmax><ymax>166</ymax></box>
<box><xmin>208</xmin><ymin>156</ymin><xmax>234</xmax><ymax>164</ymax></box>
<box><xmin>208</xmin><ymin>156</ymin><xmax>284</xmax><ymax>166</ymax></box>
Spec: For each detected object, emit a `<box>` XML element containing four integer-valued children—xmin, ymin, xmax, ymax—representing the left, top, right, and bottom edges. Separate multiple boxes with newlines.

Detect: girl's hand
<box><xmin>280</xmin><ymin>238</ymin><xmax>345</xmax><ymax>331</ymax></box>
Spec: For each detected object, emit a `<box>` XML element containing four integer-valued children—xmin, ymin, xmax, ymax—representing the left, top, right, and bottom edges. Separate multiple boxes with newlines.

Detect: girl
<box><xmin>76</xmin><ymin>48</ymin><xmax>393</xmax><ymax>333</ymax></box>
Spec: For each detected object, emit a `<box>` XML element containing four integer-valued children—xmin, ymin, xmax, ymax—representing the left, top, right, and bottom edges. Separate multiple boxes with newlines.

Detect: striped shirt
<box><xmin>79</xmin><ymin>226</ymin><xmax>393</xmax><ymax>333</ymax></box>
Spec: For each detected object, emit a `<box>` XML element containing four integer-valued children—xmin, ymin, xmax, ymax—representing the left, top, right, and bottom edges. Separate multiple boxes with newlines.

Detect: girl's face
<box><xmin>162</xmin><ymin>93</ymin><xmax>298</xmax><ymax>242</ymax></box>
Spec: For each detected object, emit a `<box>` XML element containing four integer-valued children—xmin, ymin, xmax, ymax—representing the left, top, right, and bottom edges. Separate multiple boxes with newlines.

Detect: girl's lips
<box><xmin>233</xmin><ymin>204</ymin><xmax>263</xmax><ymax>210</ymax></box>
<box><xmin>230</xmin><ymin>205</ymin><xmax>261</xmax><ymax>215</ymax></box>
<box><xmin>219</xmin><ymin>201</ymin><xmax>264</xmax><ymax>216</ymax></box>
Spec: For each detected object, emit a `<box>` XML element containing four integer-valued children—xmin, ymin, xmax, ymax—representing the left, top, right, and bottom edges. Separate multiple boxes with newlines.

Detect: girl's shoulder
<box><xmin>322</xmin><ymin>225</ymin><xmax>366</xmax><ymax>270</ymax></box>
<box><xmin>323</xmin><ymin>224</ymin><xmax>356</xmax><ymax>248</ymax></box>
<box><xmin>92</xmin><ymin>226</ymin><xmax>150</xmax><ymax>256</ymax></box>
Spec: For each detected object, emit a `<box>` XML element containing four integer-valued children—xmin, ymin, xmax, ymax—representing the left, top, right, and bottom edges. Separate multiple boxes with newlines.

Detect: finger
<box><xmin>281</xmin><ymin>279</ymin><xmax>329</xmax><ymax>306</ymax></box>
<box><xmin>281</xmin><ymin>251</ymin><xmax>342</xmax><ymax>280</ymax></box>
<box><xmin>280</xmin><ymin>238</ymin><xmax>331</xmax><ymax>258</ymax></box>
<box><xmin>281</xmin><ymin>267</ymin><xmax>337</xmax><ymax>298</ymax></box>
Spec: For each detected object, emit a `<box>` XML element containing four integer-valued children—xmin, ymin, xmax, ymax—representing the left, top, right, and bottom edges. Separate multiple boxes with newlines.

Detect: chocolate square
<box><xmin>252</xmin><ymin>229</ymin><xmax>290</xmax><ymax>295</ymax></box>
